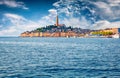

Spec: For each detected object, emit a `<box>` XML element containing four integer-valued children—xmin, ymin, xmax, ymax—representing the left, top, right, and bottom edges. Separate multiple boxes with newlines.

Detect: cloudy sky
<box><xmin>0</xmin><ymin>0</ymin><xmax>120</xmax><ymax>36</ymax></box>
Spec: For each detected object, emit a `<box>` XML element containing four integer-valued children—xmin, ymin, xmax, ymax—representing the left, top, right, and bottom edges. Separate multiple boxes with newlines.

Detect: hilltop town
<box><xmin>20</xmin><ymin>15</ymin><xmax>120</xmax><ymax>38</ymax></box>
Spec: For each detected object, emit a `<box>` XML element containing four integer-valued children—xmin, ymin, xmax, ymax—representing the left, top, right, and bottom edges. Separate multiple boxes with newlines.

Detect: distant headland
<box><xmin>20</xmin><ymin>15</ymin><xmax>120</xmax><ymax>38</ymax></box>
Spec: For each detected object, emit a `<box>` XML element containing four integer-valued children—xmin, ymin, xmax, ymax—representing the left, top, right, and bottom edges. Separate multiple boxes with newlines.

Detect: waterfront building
<box><xmin>102</xmin><ymin>28</ymin><xmax>120</xmax><ymax>34</ymax></box>
<box><xmin>21</xmin><ymin>31</ymin><xmax>30</xmax><ymax>37</ymax></box>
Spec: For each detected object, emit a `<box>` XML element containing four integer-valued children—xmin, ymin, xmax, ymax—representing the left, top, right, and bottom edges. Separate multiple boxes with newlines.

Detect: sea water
<box><xmin>0</xmin><ymin>37</ymin><xmax>120</xmax><ymax>78</ymax></box>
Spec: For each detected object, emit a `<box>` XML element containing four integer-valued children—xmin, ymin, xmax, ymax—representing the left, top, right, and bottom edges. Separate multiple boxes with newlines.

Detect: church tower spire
<box><xmin>56</xmin><ymin>15</ymin><xmax>59</xmax><ymax>26</ymax></box>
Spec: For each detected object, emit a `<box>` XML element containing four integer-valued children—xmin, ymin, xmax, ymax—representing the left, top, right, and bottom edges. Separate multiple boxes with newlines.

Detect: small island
<box><xmin>20</xmin><ymin>15</ymin><xmax>120</xmax><ymax>38</ymax></box>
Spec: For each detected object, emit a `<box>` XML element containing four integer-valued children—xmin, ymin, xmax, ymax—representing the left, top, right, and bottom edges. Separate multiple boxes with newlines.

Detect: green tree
<box><xmin>36</xmin><ymin>28</ymin><xmax>43</xmax><ymax>32</ymax></box>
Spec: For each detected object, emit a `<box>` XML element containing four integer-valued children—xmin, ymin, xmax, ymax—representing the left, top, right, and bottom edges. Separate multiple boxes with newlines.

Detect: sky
<box><xmin>0</xmin><ymin>0</ymin><xmax>120</xmax><ymax>36</ymax></box>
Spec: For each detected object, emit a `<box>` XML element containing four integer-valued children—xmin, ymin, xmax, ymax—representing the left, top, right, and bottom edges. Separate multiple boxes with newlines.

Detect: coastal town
<box><xmin>20</xmin><ymin>15</ymin><xmax>120</xmax><ymax>38</ymax></box>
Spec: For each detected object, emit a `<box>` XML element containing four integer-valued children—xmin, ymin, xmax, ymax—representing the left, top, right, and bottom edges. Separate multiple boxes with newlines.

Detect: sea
<box><xmin>0</xmin><ymin>37</ymin><xmax>120</xmax><ymax>78</ymax></box>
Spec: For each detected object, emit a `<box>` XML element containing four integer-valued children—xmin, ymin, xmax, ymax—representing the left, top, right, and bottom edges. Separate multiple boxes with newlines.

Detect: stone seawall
<box><xmin>20</xmin><ymin>31</ymin><xmax>84</xmax><ymax>37</ymax></box>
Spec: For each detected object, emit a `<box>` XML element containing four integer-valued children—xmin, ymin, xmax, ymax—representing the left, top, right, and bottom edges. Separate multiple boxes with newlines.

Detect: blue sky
<box><xmin>0</xmin><ymin>0</ymin><xmax>57</xmax><ymax>21</ymax></box>
<box><xmin>0</xmin><ymin>0</ymin><xmax>120</xmax><ymax>36</ymax></box>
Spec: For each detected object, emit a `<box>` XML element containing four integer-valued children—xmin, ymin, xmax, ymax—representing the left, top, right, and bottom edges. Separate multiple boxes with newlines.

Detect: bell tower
<box><xmin>56</xmin><ymin>15</ymin><xmax>59</xmax><ymax>26</ymax></box>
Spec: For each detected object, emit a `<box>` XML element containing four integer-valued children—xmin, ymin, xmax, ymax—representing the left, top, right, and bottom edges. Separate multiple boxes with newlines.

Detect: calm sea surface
<box><xmin>0</xmin><ymin>37</ymin><xmax>120</xmax><ymax>78</ymax></box>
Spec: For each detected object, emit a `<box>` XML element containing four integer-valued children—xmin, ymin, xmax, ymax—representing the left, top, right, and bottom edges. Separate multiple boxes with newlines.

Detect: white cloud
<box><xmin>4</xmin><ymin>13</ymin><xmax>27</xmax><ymax>21</ymax></box>
<box><xmin>0</xmin><ymin>27</ymin><xmax>17</xmax><ymax>36</ymax></box>
<box><xmin>46</xmin><ymin>8</ymin><xmax>90</xmax><ymax>29</ymax></box>
<box><xmin>54</xmin><ymin>0</ymin><xmax>120</xmax><ymax>21</ymax></box>
<box><xmin>53</xmin><ymin>0</ymin><xmax>91</xmax><ymax>28</ymax></box>
<box><xmin>0</xmin><ymin>11</ymin><xmax>58</xmax><ymax>36</ymax></box>
<box><xmin>1</xmin><ymin>0</ymin><xmax>120</xmax><ymax>36</ymax></box>
<box><xmin>108</xmin><ymin>0</ymin><xmax>120</xmax><ymax>6</ymax></box>
<box><xmin>45</xmin><ymin>0</ymin><xmax>120</xmax><ymax>30</ymax></box>
<box><xmin>52</xmin><ymin>0</ymin><xmax>120</xmax><ymax>29</ymax></box>
<box><xmin>92</xmin><ymin>20</ymin><xmax>120</xmax><ymax>30</ymax></box>
<box><xmin>62</xmin><ymin>17</ymin><xmax>90</xmax><ymax>29</ymax></box>
<box><xmin>93</xmin><ymin>0</ymin><xmax>120</xmax><ymax>21</ymax></box>
<box><xmin>53</xmin><ymin>0</ymin><xmax>79</xmax><ymax>17</ymax></box>
<box><xmin>4</xmin><ymin>13</ymin><xmax>27</xmax><ymax>25</ymax></box>
<box><xmin>60</xmin><ymin>7</ymin><xmax>72</xmax><ymax>16</ymax></box>
<box><xmin>48</xmin><ymin>9</ymin><xmax>57</xmax><ymax>15</ymax></box>
<box><xmin>94</xmin><ymin>1</ymin><xmax>112</xmax><ymax>13</ymax></box>
<box><xmin>53</xmin><ymin>1</ymin><xmax>60</xmax><ymax>7</ymax></box>
<box><xmin>0</xmin><ymin>0</ymin><xmax>28</xmax><ymax>10</ymax></box>
<box><xmin>0</xmin><ymin>13</ymin><xmax>39</xmax><ymax>36</ymax></box>
<box><xmin>0</xmin><ymin>9</ymin><xmax>58</xmax><ymax>36</ymax></box>
<box><xmin>41</xmin><ymin>9</ymin><xmax>57</xmax><ymax>25</ymax></box>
